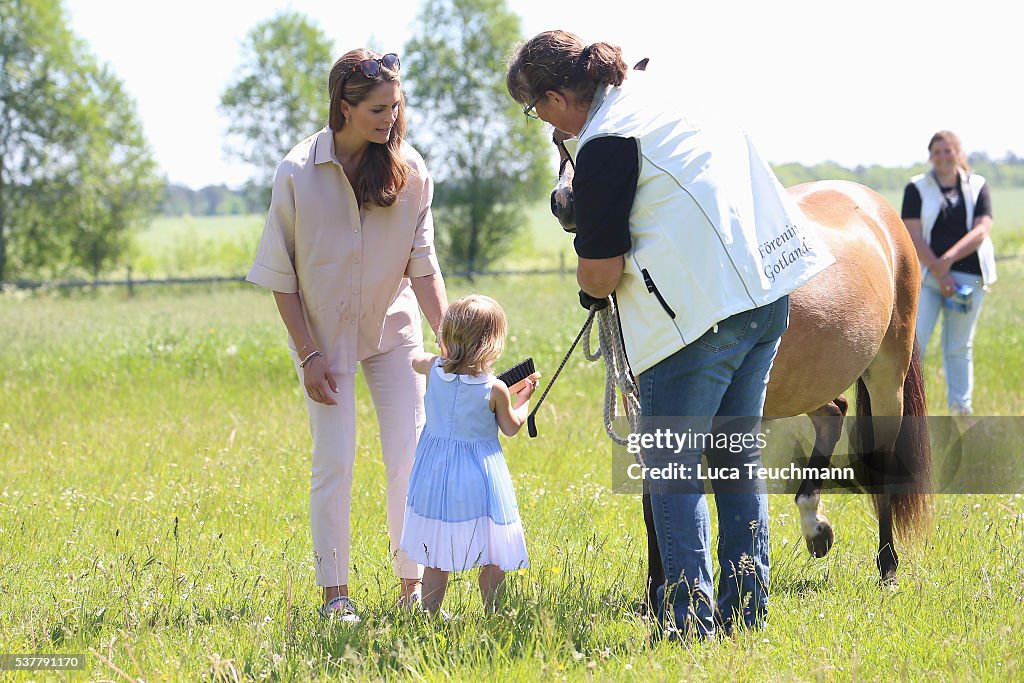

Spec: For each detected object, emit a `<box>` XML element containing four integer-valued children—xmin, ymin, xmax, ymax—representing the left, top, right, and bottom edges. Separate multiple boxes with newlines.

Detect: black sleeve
<box><xmin>572</xmin><ymin>136</ymin><xmax>638</xmax><ymax>259</ymax></box>
<box><xmin>974</xmin><ymin>182</ymin><xmax>993</xmax><ymax>218</ymax></box>
<box><xmin>900</xmin><ymin>182</ymin><xmax>922</xmax><ymax>220</ymax></box>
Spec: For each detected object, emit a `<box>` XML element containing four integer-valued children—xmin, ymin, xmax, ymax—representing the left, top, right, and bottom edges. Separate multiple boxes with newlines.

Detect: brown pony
<box><xmin>551</xmin><ymin>123</ymin><xmax>933</xmax><ymax>600</ymax></box>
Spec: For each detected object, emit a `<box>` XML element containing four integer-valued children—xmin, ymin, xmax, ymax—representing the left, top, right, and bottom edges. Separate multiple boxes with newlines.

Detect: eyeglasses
<box><xmin>522</xmin><ymin>98</ymin><xmax>540</xmax><ymax>120</ymax></box>
<box><xmin>340</xmin><ymin>53</ymin><xmax>401</xmax><ymax>93</ymax></box>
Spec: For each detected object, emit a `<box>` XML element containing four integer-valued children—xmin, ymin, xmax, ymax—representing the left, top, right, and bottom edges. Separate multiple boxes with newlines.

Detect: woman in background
<box><xmin>901</xmin><ymin>130</ymin><xmax>994</xmax><ymax>415</ymax></box>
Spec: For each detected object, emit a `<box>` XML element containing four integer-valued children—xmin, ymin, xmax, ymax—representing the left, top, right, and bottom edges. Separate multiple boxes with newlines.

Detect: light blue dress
<box><xmin>399</xmin><ymin>358</ymin><xmax>529</xmax><ymax>571</ymax></box>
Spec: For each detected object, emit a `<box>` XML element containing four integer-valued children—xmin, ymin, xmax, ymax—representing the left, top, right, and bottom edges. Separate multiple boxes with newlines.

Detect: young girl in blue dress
<box><xmin>399</xmin><ymin>294</ymin><xmax>538</xmax><ymax>613</ymax></box>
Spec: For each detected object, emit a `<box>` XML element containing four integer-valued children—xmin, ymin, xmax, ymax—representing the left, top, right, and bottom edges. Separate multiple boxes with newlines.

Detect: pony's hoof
<box><xmin>804</xmin><ymin>521</ymin><xmax>835</xmax><ymax>558</ymax></box>
<box><xmin>877</xmin><ymin>547</ymin><xmax>899</xmax><ymax>586</ymax></box>
<box><xmin>877</xmin><ymin>560</ymin><xmax>899</xmax><ymax>587</ymax></box>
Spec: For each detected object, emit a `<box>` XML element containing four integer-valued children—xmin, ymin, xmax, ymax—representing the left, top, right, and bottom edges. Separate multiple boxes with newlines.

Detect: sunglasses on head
<box><xmin>352</xmin><ymin>52</ymin><xmax>401</xmax><ymax>78</ymax></box>
<box><xmin>340</xmin><ymin>53</ymin><xmax>401</xmax><ymax>94</ymax></box>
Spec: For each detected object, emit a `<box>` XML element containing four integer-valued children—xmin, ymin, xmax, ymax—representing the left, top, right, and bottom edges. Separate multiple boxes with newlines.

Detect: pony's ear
<box><xmin>633</xmin><ymin>57</ymin><xmax>650</xmax><ymax>71</ymax></box>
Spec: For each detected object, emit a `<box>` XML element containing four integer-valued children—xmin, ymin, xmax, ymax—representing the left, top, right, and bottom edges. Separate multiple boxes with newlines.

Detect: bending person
<box><xmin>506</xmin><ymin>31</ymin><xmax>833</xmax><ymax>638</ymax></box>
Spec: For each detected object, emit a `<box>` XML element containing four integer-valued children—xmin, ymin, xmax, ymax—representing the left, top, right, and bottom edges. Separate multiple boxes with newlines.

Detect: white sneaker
<box><xmin>319</xmin><ymin>595</ymin><xmax>360</xmax><ymax>623</ymax></box>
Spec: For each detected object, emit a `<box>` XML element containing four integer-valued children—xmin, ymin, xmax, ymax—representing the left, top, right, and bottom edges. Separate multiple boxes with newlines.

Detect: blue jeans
<box><xmin>639</xmin><ymin>296</ymin><xmax>788</xmax><ymax>637</ymax></box>
<box><xmin>916</xmin><ymin>271</ymin><xmax>986</xmax><ymax>414</ymax></box>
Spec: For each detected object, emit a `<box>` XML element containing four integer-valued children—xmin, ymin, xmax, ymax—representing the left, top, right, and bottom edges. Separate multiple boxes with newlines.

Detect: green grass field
<box><xmin>3</xmin><ymin>250</ymin><xmax>1024</xmax><ymax>679</ymax></box>
<box><xmin>4</xmin><ymin>183</ymin><xmax>1024</xmax><ymax>679</ymax></box>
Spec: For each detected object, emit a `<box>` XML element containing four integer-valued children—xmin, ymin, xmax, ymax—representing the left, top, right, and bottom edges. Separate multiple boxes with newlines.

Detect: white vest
<box><xmin>566</xmin><ymin>72</ymin><xmax>835</xmax><ymax>374</ymax></box>
<box><xmin>911</xmin><ymin>170</ymin><xmax>996</xmax><ymax>285</ymax></box>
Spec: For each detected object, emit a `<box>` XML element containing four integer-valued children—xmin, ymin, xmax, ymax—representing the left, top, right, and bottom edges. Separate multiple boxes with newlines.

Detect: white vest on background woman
<box><xmin>910</xmin><ymin>170</ymin><xmax>996</xmax><ymax>285</ymax></box>
<box><xmin>564</xmin><ymin>71</ymin><xmax>834</xmax><ymax>374</ymax></box>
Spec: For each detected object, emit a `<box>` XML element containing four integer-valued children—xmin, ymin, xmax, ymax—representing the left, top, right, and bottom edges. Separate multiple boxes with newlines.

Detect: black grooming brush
<box><xmin>497</xmin><ymin>357</ymin><xmax>535</xmax><ymax>392</ymax></box>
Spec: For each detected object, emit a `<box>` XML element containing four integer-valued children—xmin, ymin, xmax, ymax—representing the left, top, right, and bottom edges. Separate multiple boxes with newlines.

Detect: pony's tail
<box><xmin>856</xmin><ymin>343</ymin><xmax>934</xmax><ymax>538</ymax></box>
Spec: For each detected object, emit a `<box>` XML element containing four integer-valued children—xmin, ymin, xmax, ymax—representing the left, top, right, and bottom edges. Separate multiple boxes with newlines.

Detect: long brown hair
<box><xmin>327</xmin><ymin>49</ymin><xmax>410</xmax><ymax>207</ymax></box>
<box><xmin>439</xmin><ymin>295</ymin><xmax>508</xmax><ymax>376</ymax></box>
<box><xmin>506</xmin><ymin>30</ymin><xmax>628</xmax><ymax>109</ymax></box>
<box><xmin>928</xmin><ymin>129</ymin><xmax>970</xmax><ymax>174</ymax></box>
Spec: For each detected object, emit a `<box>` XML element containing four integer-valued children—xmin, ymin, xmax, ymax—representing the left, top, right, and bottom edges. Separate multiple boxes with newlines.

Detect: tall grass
<box><xmin>2</xmin><ymin>263</ymin><xmax>1023</xmax><ymax>679</ymax></box>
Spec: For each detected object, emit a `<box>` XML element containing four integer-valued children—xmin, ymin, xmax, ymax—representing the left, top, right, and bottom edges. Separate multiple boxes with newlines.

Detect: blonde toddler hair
<box><xmin>439</xmin><ymin>294</ymin><xmax>507</xmax><ymax>376</ymax></box>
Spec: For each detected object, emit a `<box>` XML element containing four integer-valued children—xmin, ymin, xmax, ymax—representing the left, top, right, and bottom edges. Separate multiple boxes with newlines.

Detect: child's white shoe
<box><xmin>397</xmin><ymin>592</ymin><xmax>422</xmax><ymax>611</ymax></box>
<box><xmin>319</xmin><ymin>595</ymin><xmax>360</xmax><ymax>623</ymax></box>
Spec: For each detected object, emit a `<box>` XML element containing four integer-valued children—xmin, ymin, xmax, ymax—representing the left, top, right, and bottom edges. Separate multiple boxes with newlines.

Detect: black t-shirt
<box><xmin>572</xmin><ymin>136</ymin><xmax>639</xmax><ymax>259</ymax></box>
<box><xmin>901</xmin><ymin>177</ymin><xmax>992</xmax><ymax>276</ymax></box>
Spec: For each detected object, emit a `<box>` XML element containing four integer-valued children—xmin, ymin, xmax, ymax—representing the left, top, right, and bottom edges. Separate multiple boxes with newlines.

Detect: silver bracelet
<box><xmin>299</xmin><ymin>350</ymin><xmax>323</xmax><ymax>368</ymax></box>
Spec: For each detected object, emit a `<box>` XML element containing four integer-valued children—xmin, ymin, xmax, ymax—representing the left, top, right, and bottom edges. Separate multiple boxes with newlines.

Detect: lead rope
<box><xmin>526</xmin><ymin>308</ymin><xmax>596</xmax><ymax>437</ymax></box>
<box><xmin>585</xmin><ymin>299</ymin><xmax>644</xmax><ymax>464</ymax></box>
<box><xmin>527</xmin><ymin>297</ymin><xmax>644</xmax><ymax>466</ymax></box>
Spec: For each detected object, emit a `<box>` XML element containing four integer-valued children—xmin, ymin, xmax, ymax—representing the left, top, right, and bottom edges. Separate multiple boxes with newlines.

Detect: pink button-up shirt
<box><xmin>247</xmin><ymin>127</ymin><xmax>439</xmax><ymax>373</ymax></box>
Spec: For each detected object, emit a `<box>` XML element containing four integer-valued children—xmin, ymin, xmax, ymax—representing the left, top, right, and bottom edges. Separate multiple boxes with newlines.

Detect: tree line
<box><xmin>160</xmin><ymin>182</ymin><xmax>267</xmax><ymax>217</ymax></box>
<box><xmin>772</xmin><ymin>153</ymin><xmax>1024</xmax><ymax>192</ymax></box>
<box><xmin>164</xmin><ymin>153</ymin><xmax>1024</xmax><ymax>218</ymax></box>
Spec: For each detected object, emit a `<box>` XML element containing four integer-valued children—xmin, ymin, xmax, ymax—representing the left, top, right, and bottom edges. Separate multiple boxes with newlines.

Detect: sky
<box><xmin>65</xmin><ymin>0</ymin><xmax>1023</xmax><ymax>190</ymax></box>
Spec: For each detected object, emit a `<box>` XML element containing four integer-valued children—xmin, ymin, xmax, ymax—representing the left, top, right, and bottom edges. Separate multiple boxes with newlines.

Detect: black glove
<box><xmin>579</xmin><ymin>290</ymin><xmax>610</xmax><ymax>311</ymax></box>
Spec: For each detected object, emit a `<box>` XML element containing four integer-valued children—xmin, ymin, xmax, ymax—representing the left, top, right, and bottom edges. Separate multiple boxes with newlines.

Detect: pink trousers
<box><xmin>296</xmin><ymin>335</ymin><xmax>425</xmax><ymax>586</ymax></box>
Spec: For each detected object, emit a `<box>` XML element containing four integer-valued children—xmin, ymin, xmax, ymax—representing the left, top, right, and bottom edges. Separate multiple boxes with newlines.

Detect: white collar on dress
<box><xmin>433</xmin><ymin>363</ymin><xmax>491</xmax><ymax>384</ymax></box>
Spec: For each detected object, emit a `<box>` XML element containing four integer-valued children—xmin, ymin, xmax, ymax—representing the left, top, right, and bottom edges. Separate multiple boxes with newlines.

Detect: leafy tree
<box><xmin>220</xmin><ymin>11</ymin><xmax>334</xmax><ymax>200</ymax></box>
<box><xmin>403</xmin><ymin>0</ymin><xmax>549</xmax><ymax>273</ymax></box>
<box><xmin>62</xmin><ymin>64</ymin><xmax>161</xmax><ymax>276</ymax></box>
<box><xmin>0</xmin><ymin>0</ymin><xmax>160</xmax><ymax>280</ymax></box>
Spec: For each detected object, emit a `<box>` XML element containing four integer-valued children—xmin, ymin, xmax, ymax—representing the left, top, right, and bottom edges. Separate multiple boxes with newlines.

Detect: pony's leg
<box><xmin>874</xmin><ymin>493</ymin><xmax>898</xmax><ymax>585</ymax></box>
<box><xmin>858</xmin><ymin>366</ymin><xmax>906</xmax><ymax>586</ymax></box>
<box><xmin>794</xmin><ymin>396</ymin><xmax>848</xmax><ymax>558</ymax></box>
<box><xmin>642</xmin><ymin>483</ymin><xmax>665</xmax><ymax>614</ymax></box>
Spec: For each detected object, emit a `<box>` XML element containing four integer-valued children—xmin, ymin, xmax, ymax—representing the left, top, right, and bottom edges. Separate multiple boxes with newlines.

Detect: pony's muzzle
<box><xmin>550</xmin><ymin>179</ymin><xmax>576</xmax><ymax>233</ymax></box>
